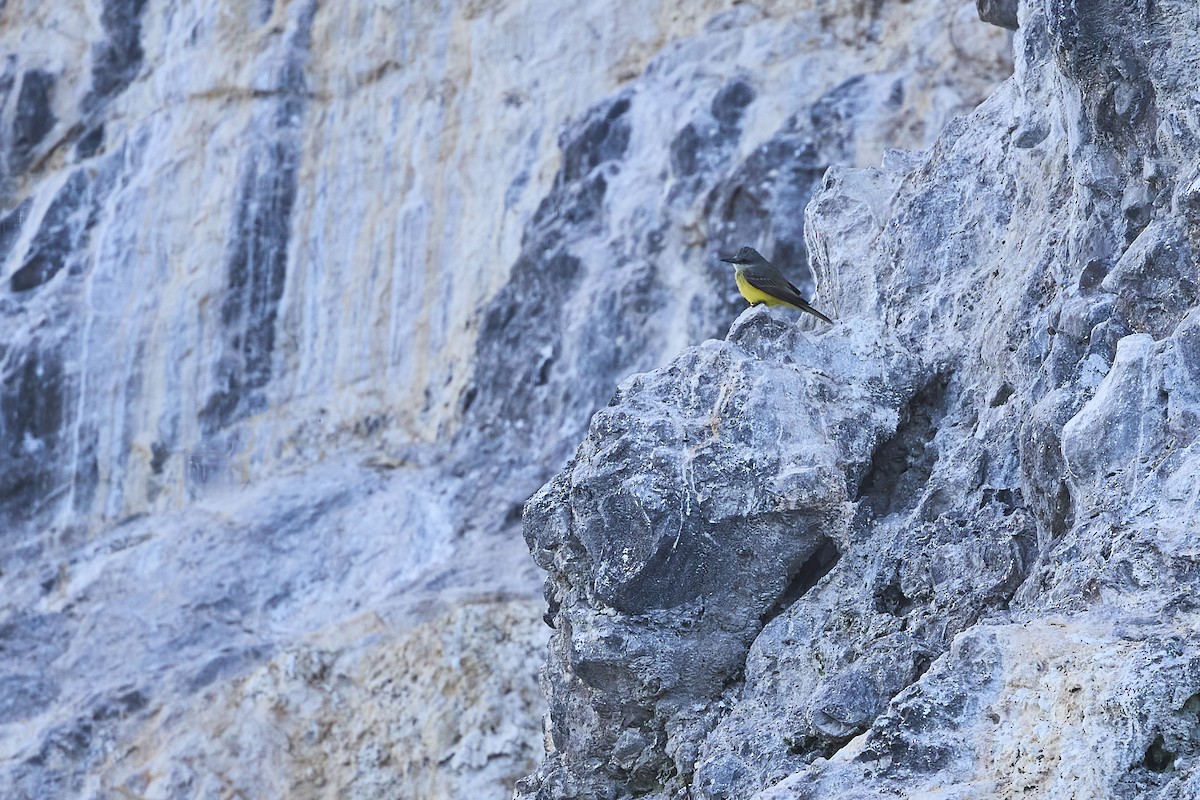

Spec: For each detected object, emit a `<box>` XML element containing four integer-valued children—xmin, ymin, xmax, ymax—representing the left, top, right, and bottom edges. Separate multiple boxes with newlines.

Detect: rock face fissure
<box><xmin>10</xmin><ymin>69</ymin><xmax>57</xmax><ymax>175</ymax></box>
<box><xmin>853</xmin><ymin>372</ymin><xmax>949</xmax><ymax>520</ymax></box>
<box><xmin>0</xmin><ymin>346</ymin><xmax>67</xmax><ymax>521</ymax></box>
<box><xmin>84</xmin><ymin>0</ymin><xmax>149</xmax><ymax>112</ymax></box>
<box><xmin>198</xmin><ymin>5</ymin><xmax>314</xmax><ymax>436</ymax></box>
<box><xmin>759</xmin><ymin>535</ymin><xmax>840</xmax><ymax>628</ymax></box>
<box><xmin>9</xmin><ymin>169</ymin><xmax>98</xmax><ymax>293</ymax></box>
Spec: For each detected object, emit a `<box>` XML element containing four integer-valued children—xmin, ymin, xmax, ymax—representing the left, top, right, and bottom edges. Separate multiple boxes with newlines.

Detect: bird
<box><xmin>719</xmin><ymin>246</ymin><xmax>833</xmax><ymax>323</ymax></box>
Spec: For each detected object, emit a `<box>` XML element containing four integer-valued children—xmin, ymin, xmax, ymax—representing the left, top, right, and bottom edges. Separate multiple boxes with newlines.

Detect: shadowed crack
<box><xmin>760</xmin><ymin>536</ymin><xmax>840</xmax><ymax>627</ymax></box>
<box><xmin>856</xmin><ymin>374</ymin><xmax>950</xmax><ymax>518</ymax></box>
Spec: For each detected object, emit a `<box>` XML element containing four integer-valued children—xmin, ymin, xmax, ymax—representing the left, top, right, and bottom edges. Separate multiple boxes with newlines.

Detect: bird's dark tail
<box><xmin>801</xmin><ymin>302</ymin><xmax>833</xmax><ymax>324</ymax></box>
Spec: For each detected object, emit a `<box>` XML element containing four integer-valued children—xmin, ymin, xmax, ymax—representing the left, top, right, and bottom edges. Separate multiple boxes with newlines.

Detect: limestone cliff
<box><xmin>0</xmin><ymin>1</ymin><xmax>1011</xmax><ymax>798</ymax></box>
<box><xmin>520</xmin><ymin>0</ymin><xmax>1200</xmax><ymax>798</ymax></box>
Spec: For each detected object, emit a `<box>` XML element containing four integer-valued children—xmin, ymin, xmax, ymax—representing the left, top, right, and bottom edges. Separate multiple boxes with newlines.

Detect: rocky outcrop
<box><xmin>0</xmin><ymin>1</ymin><xmax>1011</xmax><ymax>798</ymax></box>
<box><xmin>521</xmin><ymin>318</ymin><xmax>924</xmax><ymax>797</ymax></box>
<box><xmin>520</xmin><ymin>0</ymin><xmax>1200</xmax><ymax>798</ymax></box>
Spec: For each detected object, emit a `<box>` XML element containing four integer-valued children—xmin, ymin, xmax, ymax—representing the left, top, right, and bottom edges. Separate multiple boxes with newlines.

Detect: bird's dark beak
<box><xmin>719</xmin><ymin>254</ymin><xmax>736</xmax><ymax>263</ymax></box>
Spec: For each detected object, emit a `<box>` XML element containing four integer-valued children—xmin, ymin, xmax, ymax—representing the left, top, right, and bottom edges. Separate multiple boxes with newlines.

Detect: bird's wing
<box><xmin>742</xmin><ymin>268</ymin><xmax>808</xmax><ymax>306</ymax></box>
<box><xmin>744</xmin><ymin>268</ymin><xmax>834</xmax><ymax>323</ymax></box>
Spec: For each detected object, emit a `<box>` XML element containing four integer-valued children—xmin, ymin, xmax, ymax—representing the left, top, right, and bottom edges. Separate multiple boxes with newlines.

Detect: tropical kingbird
<box><xmin>720</xmin><ymin>246</ymin><xmax>833</xmax><ymax>323</ymax></box>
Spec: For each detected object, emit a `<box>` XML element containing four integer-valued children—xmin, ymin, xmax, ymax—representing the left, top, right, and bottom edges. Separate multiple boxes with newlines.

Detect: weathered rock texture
<box><xmin>0</xmin><ymin>0</ymin><xmax>1011</xmax><ymax>798</ymax></box>
<box><xmin>97</xmin><ymin>599</ymin><xmax>548</xmax><ymax>799</ymax></box>
<box><xmin>521</xmin><ymin>0</ymin><xmax>1200</xmax><ymax>799</ymax></box>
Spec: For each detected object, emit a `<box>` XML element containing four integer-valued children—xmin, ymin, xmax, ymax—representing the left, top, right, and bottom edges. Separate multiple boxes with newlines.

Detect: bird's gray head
<box><xmin>719</xmin><ymin>246</ymin><xmax>768</xmax><ymax>266</ymax></box>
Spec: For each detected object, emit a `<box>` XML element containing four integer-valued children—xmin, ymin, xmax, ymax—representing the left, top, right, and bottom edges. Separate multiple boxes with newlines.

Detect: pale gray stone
<box><xmin>0</xmin><ymin>0</ymin><xmax>1014</xmax><ymax>798</ymax></box>
<box><xmin>522</xmin><ymin>0</ymin><xmax>1200</xmax><ymax>799</ymax></box>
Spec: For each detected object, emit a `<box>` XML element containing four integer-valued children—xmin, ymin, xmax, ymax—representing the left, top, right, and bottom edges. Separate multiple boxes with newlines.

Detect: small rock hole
<box><xmin>1144</xmin><ymin>734</ymin><xmax>1175</xmax><ymax>773</ymax></box>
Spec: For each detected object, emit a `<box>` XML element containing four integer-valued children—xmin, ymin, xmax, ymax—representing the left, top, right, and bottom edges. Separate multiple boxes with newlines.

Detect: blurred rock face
<box><xmin>0</xmin><ymin>1</ymin><xmax>1010</xmax><ymax>798</ymax></box>
<box><xmin>0</xmin><ymin>0</ymin><xmax>1009</xmax><ymax>538</ymax></box>
<box><xmin>522</xmin><ymin>1</ymin><xmax>1200</xmax><ymax>799</ymax></box>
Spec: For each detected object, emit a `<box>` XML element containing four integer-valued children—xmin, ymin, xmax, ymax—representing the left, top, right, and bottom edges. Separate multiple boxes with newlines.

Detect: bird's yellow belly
<box><xmin>736</xmin><ymin>271</ymin><xmax>790</xmax><ymax>307</ymax></box>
